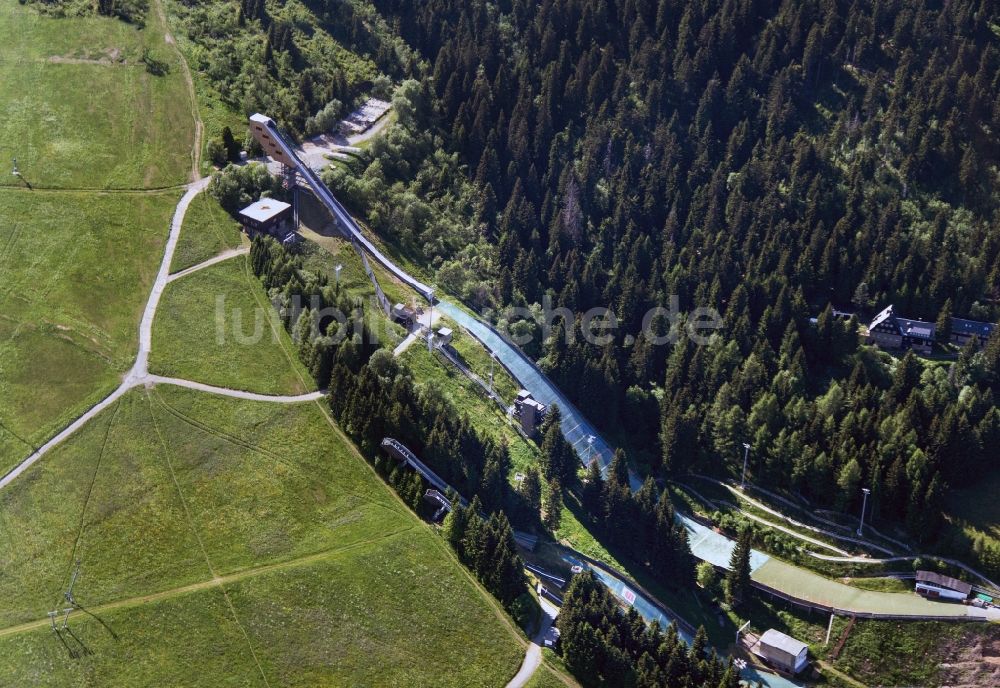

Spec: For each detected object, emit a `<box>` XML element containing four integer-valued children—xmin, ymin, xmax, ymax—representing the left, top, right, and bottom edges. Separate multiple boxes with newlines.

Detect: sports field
<box><xmin>150</xmin><ymin>256</ymin><xmax>315</xmax><ymax>395</ymax></box>
<box><xmin>0</xmin><ymin>387</ymin><xmax>525</xmax><ymax>685</ymax></box>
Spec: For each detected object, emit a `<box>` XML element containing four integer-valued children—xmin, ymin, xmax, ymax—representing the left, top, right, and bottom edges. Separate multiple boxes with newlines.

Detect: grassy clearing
<box><xmin>0</xmin><ymin>189</ymin><xmax>178</xmax><ymax>476</ymax></box>
<box><xmin>399</xmin><ymin>343</ymin><xmax>536</xmax><ymax>467</ymax></box>
<box><xmin>0</xmin><ymin>2</ymin><xmax>194</xmax><ymax>189</ymax></box>
<box><xmin>830</xmin><ymin>620</ymin><xmax>1000</xmax><ymax>687</ymax></box>
<box><xmin>170</xmin><ymin>192</ymin><xmax>244</xmax><ymax>272</ymax></box>
<box><xmin>298</xmin><ymin>189</ymin><xmax>417</xmax><ymax>311</ymax></box>
<box><xmin>735</xmin><ymin>595</ymin><xmax>847</xmax><ymax>658</ymax></box>
<box><xmin>0</xmin><ymin>386</ymin><xmax>524</xmax><ymax>685</ymax></box>
<box><xmin>449</xmin><ymin>325</ymin><xmax>520</xmax><ymax>403</ymax></box>
<box><xmin>529</xmin><ymin>658</ymin><xmax>577</xmax><ymax>688</ymax></box>
<box><xmin>0</xmin><ymin>585</ymin><xmax>267</xmax><ymax>685</ymax></box>
<box><xmin>150</xmin><ymin>255</ymin><xmax>314</xmax><ymax>395</ymax></box>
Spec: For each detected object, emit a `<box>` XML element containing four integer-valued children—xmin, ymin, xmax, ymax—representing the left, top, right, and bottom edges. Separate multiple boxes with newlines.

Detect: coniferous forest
<box><xmin>559</xmin><ymin>571</ymin><xmax>741</xmax><ymax>687</ymax></box>
<box><xmin>221</xmin><ymin>0</ymin><xmax>1000</xmax><ymax>600</ymax></box>
<box><xmin>180</xmin><ymin>0</ymin><xmax>1000</xmax><ymax>684</ymax></box>
<box><xmin>364</xmin><ymin>0</ymin><xmax>1000</xmax><ymax>576</ymax></box>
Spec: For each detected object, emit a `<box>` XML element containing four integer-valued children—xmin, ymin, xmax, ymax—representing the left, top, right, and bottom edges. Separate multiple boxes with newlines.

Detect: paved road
<box><xmin>392</xmin><ymin>332</ymin><xmax>419</xmax><ymax>357</ymax></box>
<box><xmin>505</xmin><ymin>597</ymin><xmax>559</xmax><ymax>688</ymax></box>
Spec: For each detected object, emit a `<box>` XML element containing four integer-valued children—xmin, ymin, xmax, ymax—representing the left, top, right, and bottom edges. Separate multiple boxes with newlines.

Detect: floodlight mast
<box><xmin>856</xmin><ymin>487</ymin><xmax>871</xmax><ymax>536</ymax></box>
<box><xmin>740</xmin><ymin>442</ymin><xmax>751</xmax><ymax>489</ymax></box>
<box><xmin>488</xmin><ymin>354</ymin><xmax>495</xmax><ymax>396</ymax></box>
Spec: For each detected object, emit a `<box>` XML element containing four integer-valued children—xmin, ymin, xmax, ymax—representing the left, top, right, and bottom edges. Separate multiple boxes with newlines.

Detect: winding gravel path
<box><xmin>0</xmin><ymin>179</ymin><xmax>317</xmax><ymax>492</ymax></box>
<box><xmin>505</xmin><ymin>597</ymin><xmax>559</xmax><ymax>688</ymax></box>
<box><xmin>167</xmin><ymin>245</ymin><xmax>249</xmax><ymax>283</ymax></box>
<box><xmin>146</xmin><ymin>375</ymin><xmax>325</xmax><ymax>403</ymax></box>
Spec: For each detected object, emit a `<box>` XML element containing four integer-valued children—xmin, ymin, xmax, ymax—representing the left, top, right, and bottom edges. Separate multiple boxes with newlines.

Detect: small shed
<box><xmin>391</xmin><ymin>303</ymin><xmax>416</xmax><ymax>327</ymax></box>
<box><xmin>238</xmin><ymin>198</ymin><xmax>292</xmax><ymax>236</ymax></box>
<box><xmin>435</xmin><ymin>327</ymin><xmax>453</xmax><ymax>346</ymax></box>
<box><xmin>915</xmin><ymin>570</ymin><xmax>972</xmax><ymax>601</ymax></box>
<box><xmin>754</xmin><ymin>629</ymin><xmax>809</xmax><ymax>675</ymax></box>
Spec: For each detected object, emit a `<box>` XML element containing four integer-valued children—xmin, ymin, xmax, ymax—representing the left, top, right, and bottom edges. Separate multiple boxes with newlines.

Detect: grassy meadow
<box><xmin>150</xmin><ymin>256</ymin><xmax>314</xmax><ymax>395</ymax></box>
<box><xmin>0</xmin><ymin>0</ymin><xmax>197</xmax><ymax>478</ymax></box>
<box><xmin>0</xmin><ymin>189</ymin><xmax>178</xmax><ymax>476</ymax></box>
<box><xmin>170</xmin><ymin>192</ymin><xmax>244</xmax><ymax>272</ymax></box>
<box><xmin>0</xmin><ymin>2</ymin><xmax>195</xmax><ymax>189</ymax></box>
<box><xmin>0</xmin><ymin>386</ymin><xmax>525</xmax><ymax>686</ymax></box>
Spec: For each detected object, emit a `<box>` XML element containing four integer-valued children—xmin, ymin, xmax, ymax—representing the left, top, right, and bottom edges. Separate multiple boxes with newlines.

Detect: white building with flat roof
<box><xmin>753</xmin><ymin>629</ymin><xmax>809</xmax><ymax>674</ymax></box>
<box><xmin>238</xmin><ymin>199</ymin><xmax>292</xmax><ymax>236</ymax></box>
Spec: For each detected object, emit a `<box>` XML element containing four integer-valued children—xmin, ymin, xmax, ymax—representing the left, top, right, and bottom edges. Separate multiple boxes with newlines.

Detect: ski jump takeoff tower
<box><xmin>249</xmin><ymin>113</ymin><xmax>300</xmax><ymax>229</ymax></box>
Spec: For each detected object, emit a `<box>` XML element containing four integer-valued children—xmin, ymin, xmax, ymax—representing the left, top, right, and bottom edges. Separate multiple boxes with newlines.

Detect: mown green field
<box><xmin>170</xmin><ymin>192</ymin><xmax>244</xmax><ymax>272</ymax></box>
<box><xmin>0</xmin><ymin>189</ymin><xmax>178</xmax><ymax>477</ymax></box>
<box><xmin>0</xmin><ymin>2</ymin><xmax>194</xmax><ymax>189</ymax></box>
<box><xmin>0</xmin><ymin>386</ymin><xmax>525</xmax><ymax>686</ymax></box>
<box><xmin>150</xmin><ymin>255</ymin><xmax>314</xmax><ymax>395</ymax></box>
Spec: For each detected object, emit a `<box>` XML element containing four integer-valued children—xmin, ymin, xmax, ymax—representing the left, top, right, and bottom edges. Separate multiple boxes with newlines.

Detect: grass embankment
<box><xmin>170</xmin><ymin>192</ymin><xmax>244</xmax><ymax>272</ymax></box>
<box><xmin>830</xmin><ymin>620</ymin><xmax>1000</xmax><ymax>687</ymax></box>
<box><xmin>0</xmin><ymin>2</ymin><xmax>194</xmax><ymax>189</ymax></box>
<box><xmin>0</xmin><ymin>387</ymin><xmax>524</xmax><ymax>686</ymax></box>
<box><xmin>527</xmin><ymin>661</ymin><xmax>576</xmax><ymax>688</ymax></box>
<box><xmin>150</xmin><ymin>256</ymin><xmax>314</xmax><ymax>395</ymax></box>
<box><xmin>0</xmin><ymin>190</ymin><xmax>178</xmax><ymax>476</ymax></box>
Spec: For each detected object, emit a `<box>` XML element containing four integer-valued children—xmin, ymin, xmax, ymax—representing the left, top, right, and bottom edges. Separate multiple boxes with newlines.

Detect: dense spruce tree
<box><xmin>540</xmin><ymin>405</ymin><xmax>576</xmax><ymax>484</ymax></box>
<box><xmin>724</xmin><ymin>528</ymin><xmax>753</xmax><ymax>608</ymax></box>
<box><xmin>582</xmin><ymin>458</ymin><xmax>603</xmax><ymax>514</ymax></box>
<box><xmin>544</xmin><ymin>478</ymin><xmax>563</xmax><ymax>532</ymax></box>
<box><xmin>449</xmin><ymin>497</ymin><xmax>528</xmax><ymax>608</ymax></box>
<box><xmin>519</xmin><ymin>465</ymin><xmax>542</xmax><ymax>517</ymax></box>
